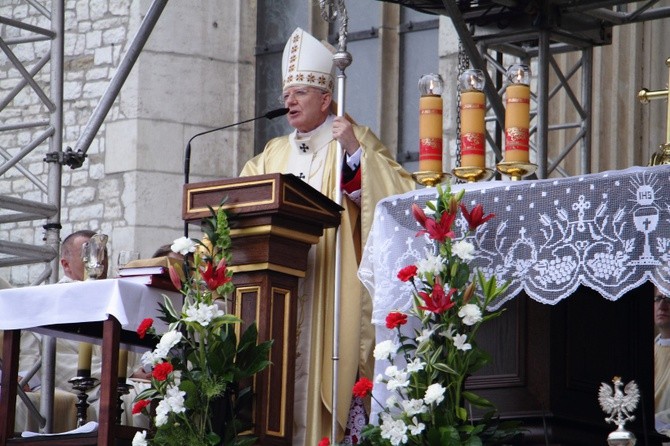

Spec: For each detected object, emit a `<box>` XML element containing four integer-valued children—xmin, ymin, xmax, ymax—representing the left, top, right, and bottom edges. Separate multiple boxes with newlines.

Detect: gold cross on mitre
<box><xmin>639</xmin><ymin>57</ymin><xmax>670</xmax><ymax>165</ymax></box>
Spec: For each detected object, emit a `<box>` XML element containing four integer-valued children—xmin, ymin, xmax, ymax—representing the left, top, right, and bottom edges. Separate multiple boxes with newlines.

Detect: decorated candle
<box><xmin>458</xmin><ymin>69</ymin><xmax>486</xmax><ymax>168</ymax></box>
<box><xmin>77</xmin><ymin>342</ymin><xmax>93</xmax><ymax>377</ymax></box>
<box><xmin>418</xmin><ymin>73</ymin><xmax>444</xmax><ymax>172</ymax></box>
<box><xmin>504</xmin><ymin>64</ymin><xmax>531</xmax><ymax>163</ymax></box>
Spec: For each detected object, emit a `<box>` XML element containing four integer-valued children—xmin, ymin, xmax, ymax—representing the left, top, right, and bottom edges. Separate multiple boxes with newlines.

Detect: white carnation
<box><xmin>171</xmin><ymin>236</ymin><xmax>197</xmax><ymax>255</ymax></box>
<box><xmin>424</xmin><ymin>383</ymin><xmax>446</xmax><ymax>405</ymax></box>
<box><xmin>452</xmin><ymin>240</ymin><xmax>475</xmax><ymax>260</ymax></box>
<box><xmin>458</xmin><ymin>303</ymin><xmax>482</xmax><ymax>326</ymax></box>
<box><xmin>374</xmin><ymin>339</ymin><xmax>400</xmax><ymax>360</ymax></box>
<box><xmin>132</xmin><ymin>431</ymin><xmax>148</xmax><ymax>446</ymax></box>
<box><xmin>153</xmin><ymin>330</ymin><xmax>182</xmax><ymax>360</ymax></box>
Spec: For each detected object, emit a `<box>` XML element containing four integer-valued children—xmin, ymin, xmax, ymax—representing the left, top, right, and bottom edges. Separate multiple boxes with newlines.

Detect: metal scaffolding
<box><xmin>380</xmin><ymin>0</ymin><xmax>670</xmax><ymax>178</ymax></box>
<box><xmin>0</xmin><ymin>0</ymin><xmax>168</xmax><ymax>432</ymax></box>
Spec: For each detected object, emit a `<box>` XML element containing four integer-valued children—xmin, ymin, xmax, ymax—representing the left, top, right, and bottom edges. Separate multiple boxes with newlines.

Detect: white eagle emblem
<box><xmin>598</xmin><ymin>376</ymin><xmax>640</xmax><ymax>427</ymax></box>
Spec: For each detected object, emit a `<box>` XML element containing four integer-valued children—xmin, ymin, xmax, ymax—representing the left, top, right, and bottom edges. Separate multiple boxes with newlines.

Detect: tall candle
<box><xmin>458</xmin><ymin>69</ymin><xmax>486</xmax><ymax>168</ymax></box>
<box><xmin>118</xmin><ymin>349</ymin><xmax>128</xmax><ymax>380</ymax></box>
<box><xmin>504</xmin><ymin>64</ymin><xmax>531</xmax><ymax>163</ymax></box>
<box><xmin>77</xmin><ymin>342</ymin><xmax>93</xmax><ymax>377</ymax></box>
<box><xmin>418</xmin><ymin>74</ymin><xmax>444</xmax><ymax>173</ymax></box>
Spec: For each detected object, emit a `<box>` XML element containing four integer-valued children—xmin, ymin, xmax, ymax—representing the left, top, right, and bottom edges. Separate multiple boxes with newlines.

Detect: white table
<box><xmin>0</xmin><ymin>279</ymin><xmax>179</xmax><ymax>445</ymax></box>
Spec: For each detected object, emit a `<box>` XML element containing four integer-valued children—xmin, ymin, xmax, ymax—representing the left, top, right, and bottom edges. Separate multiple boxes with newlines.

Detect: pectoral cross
<box><xmin>299</xmin><ymin>143</ymin><xmax>309</xmax><ymax>153</ymax></box>
<box><xmin>638</xmin><ymin>57</ymin><xmax>670</xmax><ymax>165</ymax></box>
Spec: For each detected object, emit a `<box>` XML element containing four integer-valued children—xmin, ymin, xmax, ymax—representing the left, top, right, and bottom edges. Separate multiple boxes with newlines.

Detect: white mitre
<box><xmin>282</xmin><ymin>27</ymin><xmax>334</xmax><ymax>93</ymax></box>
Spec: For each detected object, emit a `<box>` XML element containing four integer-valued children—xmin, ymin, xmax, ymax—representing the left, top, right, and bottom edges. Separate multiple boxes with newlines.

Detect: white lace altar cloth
<box><xmin>359</xmin><ymin>164</ymin><xmax>670</xmax><ymax>325</ymax></box>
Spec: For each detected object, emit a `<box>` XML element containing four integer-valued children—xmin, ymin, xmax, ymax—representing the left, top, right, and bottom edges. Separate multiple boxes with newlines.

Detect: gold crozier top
<box><xmin>638</xmin><ymin>57</ymin><xmax>670</xmax><ymax>165</ymax></box>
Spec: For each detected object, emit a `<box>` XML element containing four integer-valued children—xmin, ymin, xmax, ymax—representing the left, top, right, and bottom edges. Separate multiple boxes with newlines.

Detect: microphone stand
<box><xmin>320</xmin><ymin>1</ymin><xmax>352</xmax><ymax>443</ymax></box>
<box><xmin>182</xmin><ymin>107</ymin><xmax>288</xmax><ymax>237</ymax></box>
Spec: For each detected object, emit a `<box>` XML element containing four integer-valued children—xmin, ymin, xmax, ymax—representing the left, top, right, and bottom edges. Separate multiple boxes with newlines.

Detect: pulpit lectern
<box><xmin>183</xmin><ymin>173</ymin><xmax>342</xmax><ymax>445</ymax></box>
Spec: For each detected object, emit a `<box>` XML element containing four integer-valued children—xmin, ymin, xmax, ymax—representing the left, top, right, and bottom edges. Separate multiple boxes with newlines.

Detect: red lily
<box><xmin>418</xmin><ymin>282</ymin><xmax>457</xmax><ymax>314</ymax></box>
<box><xmin>460</xmin><ymin>203</ymin><xmax>495</xmax><ymax>231</ymax></box>
<box><xmin>168</xmin><ymin>265</ymin><xmax>183</xmax><ymax>291</ymax></box>
<box><xmin>411</xmin><ymin>203</ymin><xmax>428</xmax><ymax>227</ymax></box>
<box><xmin>412</xmin><ymin>204</ymin><xmax>456</xmax><ymax>242</ymax></box>
<box><xmin>200</xmin><ymin>258</ymin><xmax>232</xmax><ymax>290</ymax></box>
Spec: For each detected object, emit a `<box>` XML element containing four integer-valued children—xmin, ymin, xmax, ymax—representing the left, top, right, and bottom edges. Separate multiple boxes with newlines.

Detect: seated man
<box><xmin>15</xmin><ymin>230</ymin><xmax>149</xmax><ymax>431</ymax></box>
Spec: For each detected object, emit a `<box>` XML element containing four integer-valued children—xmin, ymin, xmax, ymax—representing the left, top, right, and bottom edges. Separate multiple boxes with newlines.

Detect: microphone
<box><xmin>183</xmin><ymin>107</ymin><xmax>289</xmax><ymax>236</ymax></box>
<box><xmin>184</xmin><ymin>107</ymin><xmax>289</xmax><ymax>187</ymax></box>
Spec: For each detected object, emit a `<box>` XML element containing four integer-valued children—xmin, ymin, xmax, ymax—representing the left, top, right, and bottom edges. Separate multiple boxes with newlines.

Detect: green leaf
<box><xmin>456</xmin><ymin>406</ymin><xmax>468</xmax><ymax>422</ymax></box>
<box><xmin>161</xmin><ymin>294</ymin><xmax>181</xmax><ymax>320</ymax></box>
<box><xmin>432</xmin><ymin>362</ymin><xmax>457</xmax><ymax>374</ymax></box>
<box><xmin>462</xmin><ymin>390</ymin><xmax>493</xmax><ymax>408</ymax></box>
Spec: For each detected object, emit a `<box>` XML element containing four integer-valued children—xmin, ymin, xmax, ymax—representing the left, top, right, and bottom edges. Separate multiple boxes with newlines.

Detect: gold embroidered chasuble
<box><xmin>240</xmin><ymin>120</ymin><xmax>414</xmax><ymax>444</ymax></box>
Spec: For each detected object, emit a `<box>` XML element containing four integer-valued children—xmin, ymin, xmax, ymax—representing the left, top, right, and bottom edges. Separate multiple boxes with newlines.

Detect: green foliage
<box><xmin>364</xmin><ymin>184</ymin><xmax>520</xmax><ymax>446</ymax></box>
<box><xmin>131</xmin><ymin>206</ymin><xmax>271</xmax><ymax>446</ymax></box>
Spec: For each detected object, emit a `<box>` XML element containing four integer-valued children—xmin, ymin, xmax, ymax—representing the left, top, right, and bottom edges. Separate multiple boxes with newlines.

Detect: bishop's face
<box><xmin>283</xmin><ymin>86</ymin><xmax>331</xmax><ymax>133</ymax></box>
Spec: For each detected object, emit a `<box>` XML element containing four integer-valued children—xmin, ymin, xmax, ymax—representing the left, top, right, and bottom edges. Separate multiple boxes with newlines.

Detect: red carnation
<box><xmin>152</xmin><ymin>362</ymin><xmax>174</xmax><ymax>381</ymax></box>
<box><xmin>132</xmin><ymin>399</ymin><xmax>151</xmax><ymax>414</ymax></box>
<box><xmin>460</xmin><ymin>202</ymin><xmax>495</xmax><ymax>231</ymax></box>
<box><xmin>385</xmin><ymin>312</ymin><xmax>408</xmax><ymax>329</ymax></box>
<box><xmin>397</xmin><ymin>265</ymin><xmax>418</xmax><ymax>282</ymax></box>
<box><xmin>318</xmin><ymin>437</ymin><xmax>330</xmax><ymax>446</ymax></box>
<box><xmin>352</xmin><ymin>377</ymin><xmax>374</xmax><ymax>398</ymax></box>
<box><xmin>136</xmin><ymin>318</ymin><xmax>153</xmax><ymax>339</ymax></box>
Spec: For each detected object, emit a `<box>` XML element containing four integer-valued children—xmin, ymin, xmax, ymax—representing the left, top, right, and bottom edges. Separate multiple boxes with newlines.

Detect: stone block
<box><xmin>89</xmin><ymin>0</ymin><xmax>108</xmax><ymax>21</ymax></box>
<box><xmin>65</xmin><ymin>187</ymin><xmax>96</xmax><ymax>205</ymax></box>
<box><xmin>131</xmin><ymin>52</ymin><xmax>234</xmax><ymax>125</ymax></box>
<box><xmin>69</xmin><ymin>203</ymin><xmax>104</xmax><ymax>223</ymax></box>
<box><xmin>105</xmin><ymin>119</ymin><xmax>182</xmax><ymax>174</ymax></box>
<box><xmin>143</xmin><ymin>0</ymin><xmax>235</xmax><ymax>60</ymax></box>
<box><xmin>86</xmin><ymin>30</ymin><xmax>102</xmax><ymax>50</ymax></box>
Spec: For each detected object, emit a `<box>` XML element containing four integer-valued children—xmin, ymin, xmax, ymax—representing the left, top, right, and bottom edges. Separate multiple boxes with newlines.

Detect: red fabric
<box><xmin>342</xmin><ymin>166</ymin><xmax>361</xmax><ymax>194</ymax></box>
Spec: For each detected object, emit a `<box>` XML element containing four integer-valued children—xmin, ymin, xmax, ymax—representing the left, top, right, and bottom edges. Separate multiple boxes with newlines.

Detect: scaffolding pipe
<box><xmin>536</xmin><ymin>31</ymin><xmax>550</xmax><ymax>178</ymax></box>
<box><xmin>39</xmin><ymin>0</ymin><xmax>66</xmax><ymax>431</ymax></box>
<box><xmin>581</xmin><ymin>48</ymin><xmax>593</xmax><ymax>174</ymax></box>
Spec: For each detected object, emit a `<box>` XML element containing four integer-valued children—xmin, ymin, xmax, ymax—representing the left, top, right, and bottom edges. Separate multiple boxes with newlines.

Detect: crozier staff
<box><xmin>240</xmin><ymin>27</ymin><xmax>414</xmax><ymax>445</ymax></box>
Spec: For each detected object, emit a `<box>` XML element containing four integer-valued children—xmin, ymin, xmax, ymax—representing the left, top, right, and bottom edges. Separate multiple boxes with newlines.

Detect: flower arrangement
<box><xmin>131</xmin><ymin>207</ymin><xmax>273</xmax><ymax>446</ymax></box>
<box><xmin>358</xmin><ymin>185</ymin><xmax>520</xmax><ymax>446</ymax></box>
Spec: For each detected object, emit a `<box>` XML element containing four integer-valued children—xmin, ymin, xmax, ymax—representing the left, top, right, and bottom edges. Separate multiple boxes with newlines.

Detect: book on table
<box><xmin>117</xmin><ymin>255</ymin><xmax>184</xmax><ymax>292</ymax></box>
<box><xmin>118</xmin><ymin>274</ymin><xmax>179</xmax><ymax>292</ymax></box>
<box><xmin>117</xmin><ymin>256</ymin><xmax>182</xmax><ymax>277</ymax></box>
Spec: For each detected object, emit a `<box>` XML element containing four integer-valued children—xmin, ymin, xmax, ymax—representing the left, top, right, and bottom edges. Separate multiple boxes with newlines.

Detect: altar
<box><xmin>0</xmin><ymin>279</ymin><xmax>178</xmax><ymax>445</ymax></box>
<box><xmin>359</xmin><ymin>164</ymin><xmax>670</xmax><ymax>444</ymax></box>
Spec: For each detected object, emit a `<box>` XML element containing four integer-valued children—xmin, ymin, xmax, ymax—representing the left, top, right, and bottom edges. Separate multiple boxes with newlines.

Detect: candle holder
<box><xmin>116</xmin><ymin>380</ymin><xmax>131</xmax><ymax>424</ymax></box>
<box><xmin>496</xmin><ymin>160</ymin><xmax>537</xmax><ymax>181</ymax></box>
<box><xmin>452</xmin><ymin>166</ymin><xmax>494</xmax><ymax>183</ymax></box>
<box><xmin>649</xmin><ymin>142</ymin><xmax>670</xmax><ymax>166</ymax></box>
<box><xmin>412</xmin><ymin>170</ymin><xmax>450</xmax><ymax>187</ymax></box>
<box><xmin>68</xmin><ymin>375</ymin><xmax>99</xmax><ymax>427</ymax></box>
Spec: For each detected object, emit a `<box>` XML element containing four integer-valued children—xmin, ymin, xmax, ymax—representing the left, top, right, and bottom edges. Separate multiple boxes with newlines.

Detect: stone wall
<box><xmin>0</xmin><ymin>0</ymin><xmax>255</xmax><ymax>284</ymax></box>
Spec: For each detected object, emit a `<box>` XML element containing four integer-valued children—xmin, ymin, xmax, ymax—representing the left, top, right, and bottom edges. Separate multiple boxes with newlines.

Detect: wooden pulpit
<box><xmin>183</xmin><ymin>173</ymin><xmax>342</xmax><ymax>445</ymax></box>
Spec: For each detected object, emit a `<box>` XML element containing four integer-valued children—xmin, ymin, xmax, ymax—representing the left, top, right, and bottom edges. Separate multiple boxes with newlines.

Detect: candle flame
<box><xmin>515</xmin><ymin>69</ymin><xmax>523</xmax><ymax>83</ymax></box>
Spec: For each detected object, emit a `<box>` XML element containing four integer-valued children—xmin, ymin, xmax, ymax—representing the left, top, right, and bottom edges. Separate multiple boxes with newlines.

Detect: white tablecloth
<box><xmin>359</xmin><ymin>164</ymin><xmax>670</xmax><ymax>324</ymax></box>
<box><xmin>0</xmin><ymin>279</ymin><xmax>177</xmax><ymax>332</ymax></box>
